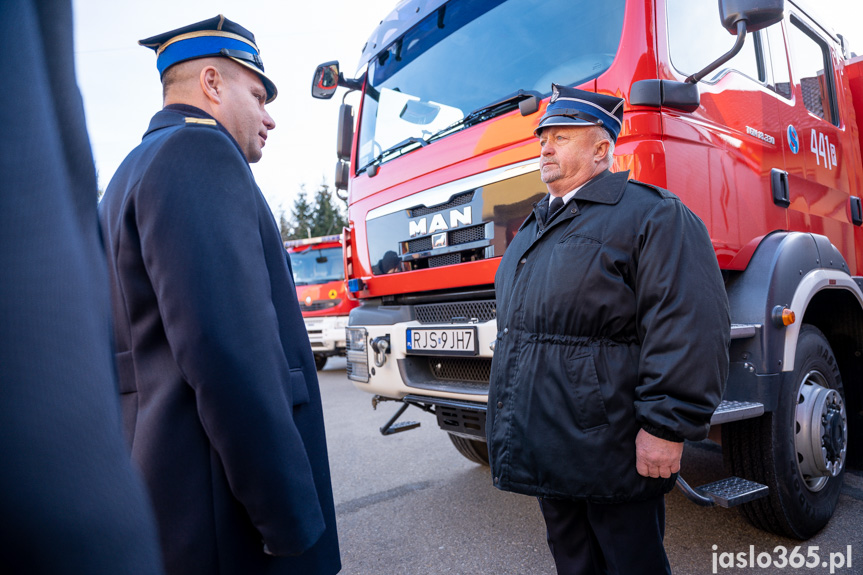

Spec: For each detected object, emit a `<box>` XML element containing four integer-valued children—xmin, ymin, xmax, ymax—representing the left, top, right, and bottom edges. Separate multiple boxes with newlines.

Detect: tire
<box><xmin>723</xmin><ymin>324</ymin><xmax>847</xmax><ymax>539</ymax></box>
<box><xmin>314</xmin><ymin>354</ymin><xmax>327</xmax><ymax>371</ymax></box>
<box><xmin>448</xmin><ymin>433</ymin><xmax>490</xmax><ymax>466</ymax></box>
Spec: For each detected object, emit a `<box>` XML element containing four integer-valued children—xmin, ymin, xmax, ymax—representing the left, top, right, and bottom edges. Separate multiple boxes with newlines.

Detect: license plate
<box><xmin>406</xmin><ymin>327</ymin><xmax>477</xmax><ymax>356</ymax></box>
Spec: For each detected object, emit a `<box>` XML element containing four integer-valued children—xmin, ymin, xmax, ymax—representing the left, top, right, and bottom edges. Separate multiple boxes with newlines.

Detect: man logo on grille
<box><xmin>408</xmin><ymin>206</ymin><xmax>472</xmax><ymax>238</ymax></box>
<box><xmin>432</xmin><ymin>233</ymin><xmax>448</xmax><ymax>249</ymax></box>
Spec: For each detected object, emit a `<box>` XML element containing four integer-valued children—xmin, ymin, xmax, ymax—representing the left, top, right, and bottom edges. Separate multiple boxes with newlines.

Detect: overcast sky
<box><xmin>72</xmin><ymin>1</ymin><xmax>863</xmax><ymax>219</ymax></box>
<box><xmin>72</xmin><ymin>0</ymin><xmax>397</xmax><ymax>218</ymax></box>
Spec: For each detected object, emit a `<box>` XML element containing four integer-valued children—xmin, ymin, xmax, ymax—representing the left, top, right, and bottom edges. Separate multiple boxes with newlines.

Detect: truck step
<box><xmin>730</xmin><ymin>323</ymin><xmax>759</xmax><ymax>339</ymax></box>
<box><xmin>697</xmin><ymin>476</ymin><xmax>769</xmax><ymax>507</ymax></box>
<box><xmin>381</xmin><ymin>420</ymin><xmax>421</xmax><ymax>435</ymax></box>
<box><xmin>710</xmin><ymin>400</ymin><xmax>764</xmax><ymax>425</ymax></box>
<box><xmin>378</xmin><ymin>402</ymin><xmax>422</xmax><ymax>436</ymax></box>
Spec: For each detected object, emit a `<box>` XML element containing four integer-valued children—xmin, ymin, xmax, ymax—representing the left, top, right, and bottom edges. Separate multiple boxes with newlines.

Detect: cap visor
<box><xmin>534</xmin><ymin>116</ymin><xmax>597</xmax><ymax>136</ymax></box>
<box><xmin>230</xmin><ymin>57</ymin><xmax>278</xmax><ymax>103</ymax></box>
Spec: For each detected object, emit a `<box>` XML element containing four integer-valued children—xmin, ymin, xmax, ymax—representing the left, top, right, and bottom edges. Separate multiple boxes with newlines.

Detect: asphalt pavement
<box><xmin>318</xmin><ymin>358</ymin><xmax>863</xmax><ymax>575</ymax></box>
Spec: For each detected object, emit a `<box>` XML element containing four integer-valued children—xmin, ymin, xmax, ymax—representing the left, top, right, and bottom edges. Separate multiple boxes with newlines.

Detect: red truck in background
<box><xmin>285</xmin><ymin>235</ymin><xmax>358</xmax><ymax>370</ymax></box>
<box><xmin>313</xmin><ymin>0</ymin><xmax>863</xmax><ymax>539</ymax></box>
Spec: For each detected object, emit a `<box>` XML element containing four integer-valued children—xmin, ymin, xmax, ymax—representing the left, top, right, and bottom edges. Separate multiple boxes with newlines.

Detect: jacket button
<box><xmin>520</xmin><ymin>257</ymin><xmax>527</xmax><ymax>264</ymax></box>
<box><xmin>497</xmin><ymin>401</ymin><xmax>503</xmax><ymax>408</ymax></box>
<box><xmin>503</xmin><ymin>327</ymin><xmax>509</xmax><ymax>335</ymax></box>
<box><xmin>493</xmin><ymin>476</ymin><xmax>499</xmax><ymax>484</ymax></box>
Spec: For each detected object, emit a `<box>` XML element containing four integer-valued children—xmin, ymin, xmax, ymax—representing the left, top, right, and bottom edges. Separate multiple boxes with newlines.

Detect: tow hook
<box><xmin>371</xmin><ymin>335</ymin><xmax>390</xmax><ymax>367</ymax></box>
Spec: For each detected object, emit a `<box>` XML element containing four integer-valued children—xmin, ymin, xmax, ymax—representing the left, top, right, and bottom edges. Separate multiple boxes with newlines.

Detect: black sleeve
<box><xmin>633</xmin><ymin>195</ymin><xmax>730</xmax><ymax>442</ymax></box>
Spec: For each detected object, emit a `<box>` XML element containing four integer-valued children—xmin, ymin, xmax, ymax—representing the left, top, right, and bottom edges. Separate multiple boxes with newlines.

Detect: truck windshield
<box><xmin>290</xmin><ymin>247</ymin><xmax>344</xmax><ymax>286</ymax></box>
<box><xmin>357</xmin><ymin>0</ymin><xmax>626</xmax><ymax>172</ymax></box>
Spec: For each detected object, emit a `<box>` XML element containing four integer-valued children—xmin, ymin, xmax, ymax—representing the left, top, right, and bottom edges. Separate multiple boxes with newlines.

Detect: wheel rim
<box><xmin>794</xmin><ymin>370</ymin><xmax>847</xmax><ymax>492</ymax></box>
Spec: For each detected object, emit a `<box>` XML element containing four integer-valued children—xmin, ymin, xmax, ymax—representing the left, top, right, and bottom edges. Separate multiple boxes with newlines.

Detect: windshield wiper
<box><xmin>359</xmin><ymin>90</ymin><xmax>540</xmax><ymax>175</ymax></box>
<box><xmin>426</xmin><ymin>89</ymin><xmax>542</xmax><ymax>144</ymax></box>
<box><xmin>359</xmin><ymin>136</ymin><xmax>428</xmax><ymax>174</ymax></box>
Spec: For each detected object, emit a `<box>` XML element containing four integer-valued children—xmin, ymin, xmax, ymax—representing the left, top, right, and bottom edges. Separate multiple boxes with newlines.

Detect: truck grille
<box><xmin>300</xmin><ymin>299</ymin><xmax>341</xmax><ymax>312</ymax></box>
<box><xmin>429</xmin><ymin>254</ymin><xmax>461</xmax><ymax>267</ymax></box>
<box><xmin>364</xmin><ymin>161</ymin><xmax>546</xmax><ymax>275</ymax></box>
<box><xmin>428</xmin><ymin>357</ymin><xmax>491</xmax><ymax>382</ymax></box>
<box><xmin>450</xmin><ymin>225</ymin><xmax>484</xmax><ymax>244</ymax></box>
<box><xmin>404</xmin><ymin>223</ymin><xmax>485</xmax><ymax>253</ymax></box>
<box><xmin>400</xmin><ymin>356</ymin><xmax>491</xmax><ymax>395</ymax></box>
<box><xmin>409</xmin><ymin>191</ymin><xmax>473</xmax><ymax>217</ymax></box>
<box><xmin>415</xmin><ymin>300</ymin><xmax>496</xmax><ymax>324</ymax></box>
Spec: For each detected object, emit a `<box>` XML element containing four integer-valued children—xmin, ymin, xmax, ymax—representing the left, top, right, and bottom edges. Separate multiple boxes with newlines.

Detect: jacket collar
<box><xmin>143</xmin><ymin>105</ymin><xmax>245</xmax><ymax>160</ymax></box>
<box><xmin>144</xmin><ymin>105</ymin><xmax>213</xmax><ymax>135</ymax></box>
<box><xmin>570</xmin><ymin>169</ymin><xmax>630</xmax><ymax>205</ymax></box>
<box><xmin>522</xmin><ymin>169</ymin><xmax>632</xmax><ymax>233</ymax></box>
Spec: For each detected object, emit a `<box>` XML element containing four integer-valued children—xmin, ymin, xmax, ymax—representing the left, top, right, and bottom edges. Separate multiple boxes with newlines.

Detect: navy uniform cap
<box><xmin>139</xmin><ymin>14</ymin><xmax>277</xmax><ymax>103</ymax></box>
<box><xmin>535</xmin><ymin>84</ymin><xmax>624</xmax><ymax>142</ymax></box>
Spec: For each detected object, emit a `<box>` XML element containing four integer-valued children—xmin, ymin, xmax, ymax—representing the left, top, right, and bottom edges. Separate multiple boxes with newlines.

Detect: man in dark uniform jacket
<box><xmin>0</xmin><ymin>1</ymin><xmax>164</xmax><ymax>573</ymax></box>
<box><xmin>487</xmin><ymin>84</ymin><xmax>730</xmax><ymax>574</ymax></box>
<box><xmin>98</xmin><ymin>16</ymin><xmax>340</xmax><ymax>575</ymax></box>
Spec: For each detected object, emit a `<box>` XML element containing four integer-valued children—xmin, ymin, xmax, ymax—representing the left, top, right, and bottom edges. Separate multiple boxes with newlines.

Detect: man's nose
<box><xmin>263</xmin><ymin>110</ymin><xmax>275</xmax><ymax>130</ymax></box>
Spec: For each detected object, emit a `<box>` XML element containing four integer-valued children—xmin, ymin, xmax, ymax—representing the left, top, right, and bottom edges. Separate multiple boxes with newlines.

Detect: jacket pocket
<box><xmin>114</xmin><ymin>350</ymin><xmax>138</xmax><ymax>445</ymax></box>
<box><xmin>289</xmin><ymin>368</ymin><xmax>310</xmax><ymax>406</ymax></box>
<box><xmin>566</xmin><ymin>351</ymin><xmax>609</xmax><ymax>431</ymax></box>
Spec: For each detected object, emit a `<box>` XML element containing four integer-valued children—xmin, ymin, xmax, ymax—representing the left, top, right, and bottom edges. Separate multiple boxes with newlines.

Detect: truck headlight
<box><xmin>346</xmin><ymin>327</ymin><xmax>369</xmax><ymax>383</ymax></box>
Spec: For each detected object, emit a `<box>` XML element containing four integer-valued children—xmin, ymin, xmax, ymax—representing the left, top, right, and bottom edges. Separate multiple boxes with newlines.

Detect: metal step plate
<box><xmin>710</xmin><ymin>400</ymin><xmax>764</xmax><ymax>425</ymax></box>
<box><xmin>697</xmin><ymin>476</ymin><xmax>769</xmax><ymax>507</ymax></box>
<box><xmin>382</xmin><ymin>420</ymin><xmax>421</xmax><ymax>435</ymax></box>
<box><xmin>730</xmin><ymin>323</ymin><xmax>759</xmax><ymax>339</ymax></box>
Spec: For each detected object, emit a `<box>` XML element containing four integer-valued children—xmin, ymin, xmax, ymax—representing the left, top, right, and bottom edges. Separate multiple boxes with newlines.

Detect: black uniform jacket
<box><xmin>488</xmin><ymin>170</ymin><xmax>730</xmax><ymax>503</ymax></box>
<box><xmin>99</xmin><ymin>107</ymin><xmax>340</xmax><ymax>575</ymax></box>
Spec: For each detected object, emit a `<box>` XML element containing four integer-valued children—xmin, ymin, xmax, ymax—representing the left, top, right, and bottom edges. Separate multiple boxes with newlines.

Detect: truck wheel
<box><xmin>448</xmin><ymin>434</ymin><xmax>489</xmax><ymax>466</ymax></box>
<box><xmin>723</xmin><ymin>324</ymin><xmax>847</xmax><ymax>539</ymax></box>
<box><xmin>314</xmin><ymin>354</ymin><xmax>327</xmax><ymax>371</ymax></box>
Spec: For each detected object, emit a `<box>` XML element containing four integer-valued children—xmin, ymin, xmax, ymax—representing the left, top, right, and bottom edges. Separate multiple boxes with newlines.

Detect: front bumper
<box><xmin>345</xmin><ymin>300</ymin><xmax>497</xmax><ymax>404</ymax></box>
<box><xmin>303</xmin><ymin>315</ymin><xmax>349</xmax><ymax>355</ymax></box>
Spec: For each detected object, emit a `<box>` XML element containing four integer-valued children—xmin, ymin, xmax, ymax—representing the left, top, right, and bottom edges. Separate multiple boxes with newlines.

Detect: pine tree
<box><xmin>310</xmin><ymin>180</ymin><xmax>348</xmax><ymax>237</ymax></box>
<box><xmin>286</xmin><ymin>187</ymin><xmax>315</xmax><ymax>240</ymax></box>
<box><xmin>278</xmin><ymin>209</ymin><xmax>290</xmax><ymax>242</ymax></box>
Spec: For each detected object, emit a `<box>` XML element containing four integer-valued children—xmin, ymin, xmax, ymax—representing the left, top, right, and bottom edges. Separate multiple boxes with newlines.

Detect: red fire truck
<box><xmin>313</xmin><ymin>0</ymin><xmax>863</xmax><ymax>538</ymax></box>
<box><xmin>285</xmin><ymin>235</ymin><xmax>358</xmax><ymax>370</ymax></box>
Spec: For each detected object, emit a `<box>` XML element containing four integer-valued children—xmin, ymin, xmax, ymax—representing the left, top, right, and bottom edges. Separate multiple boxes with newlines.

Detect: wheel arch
<box><xmin>726</xmin><ymin>231</ymin><xmax>862</xmax><ymax>370</ymax></box>
<box><xmin>725</xmin><ymin>230</ymin><xmax>863</xmax><ymax>465</ymax></box>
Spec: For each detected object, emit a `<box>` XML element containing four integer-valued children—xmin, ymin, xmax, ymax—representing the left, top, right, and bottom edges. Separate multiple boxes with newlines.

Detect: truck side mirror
<box><xmin>686</xmin><ymin>0</ymin><xmax>785</xmax><ymax>83</ymax></box>
<box><xmin>334</xmin><ymin>160</ymin><xmax>349</xmax><ymax>198</ymax></box>
<box><xmin>312</xmin><ymin>61</ymin><xmax>340</xmax><ymax>99</ymax></box>
<box><xmin>719</xmin><ymin>0</ymin><xmax>785</xmax><ymax>34</ymax></box>
<box><xmin>337</xmin><ymin>104</ymin><xmax>353</xmax><ymax>161</ymax></box>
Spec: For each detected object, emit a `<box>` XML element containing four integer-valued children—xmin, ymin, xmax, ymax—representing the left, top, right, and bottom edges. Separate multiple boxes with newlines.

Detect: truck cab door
<box><xmin>779</xmin><ymin>9</ymin><xmax>856</xmax><ymax>265</ymax></box>
<box><xmin>660</xmin><ymin>0</ymin><xmax>789</xmax><ymax>269</ymax></box>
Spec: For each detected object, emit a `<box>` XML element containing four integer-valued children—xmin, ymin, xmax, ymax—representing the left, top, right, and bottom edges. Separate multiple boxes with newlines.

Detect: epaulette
<box><xmin>184</xmin><ymin>117</ymin><xmax>218</xmax><ymax>127</ymax></box>
<box><xmin>628</xmin><ymin>178</ymin><xmax>674</xmax><ymax>199</ymax></box>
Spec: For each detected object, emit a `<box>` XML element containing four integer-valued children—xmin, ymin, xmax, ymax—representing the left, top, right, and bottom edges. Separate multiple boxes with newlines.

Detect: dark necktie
<box><xmin>547</xmin><ymin>196</ymin><xmax>564</xmax><ymax>223</ymax></box>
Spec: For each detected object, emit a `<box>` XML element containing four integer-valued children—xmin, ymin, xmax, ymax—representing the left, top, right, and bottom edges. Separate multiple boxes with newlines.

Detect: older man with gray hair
<box><xmin>487</xmin><ymin>84</ymin><xmax>729</xmax><ymax>574</ymax></box>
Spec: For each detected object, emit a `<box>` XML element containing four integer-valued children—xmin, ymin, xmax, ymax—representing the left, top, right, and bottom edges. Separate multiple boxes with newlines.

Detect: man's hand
<box><xmin>635</xmin><ymin>428</ymin><xmax>684</xmax><ymax>478</ymax></box>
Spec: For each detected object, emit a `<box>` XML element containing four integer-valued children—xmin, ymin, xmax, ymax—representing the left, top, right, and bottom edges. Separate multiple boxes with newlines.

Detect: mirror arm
<box><xmin>338</xmin><ymin>73</ymin><xmax>364</xmax><ymax>92</ymax></box>
<box><xmin>686</xmin><ymin>20</ymin><xmax>748</xmax><ymax>84</ymax></box>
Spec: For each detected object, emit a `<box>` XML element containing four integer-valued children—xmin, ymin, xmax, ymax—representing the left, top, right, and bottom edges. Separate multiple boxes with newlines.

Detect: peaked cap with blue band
<box><xmin>139</xmin><ymin>15</ymin><xmax>277</xmax><ymax>103</ymax></box>
<box><xmin>535</xmin><ymin>84</ymin><xmax>624</xmax><ymax>142</ymax></box>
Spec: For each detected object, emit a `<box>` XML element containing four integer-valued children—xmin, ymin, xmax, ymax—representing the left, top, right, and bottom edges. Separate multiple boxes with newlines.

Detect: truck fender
<box><xmin>725</xmin><ymin>231</ymin><xmax>863</xmax><ymax>375</ymax></box>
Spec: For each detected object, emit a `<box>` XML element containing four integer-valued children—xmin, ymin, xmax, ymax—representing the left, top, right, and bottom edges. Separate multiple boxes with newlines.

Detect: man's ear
<box><xmin>594</xmin><ymin>138</ymin><xmax>610</xmax><ymax>162</ymax></box>
<box><xmin>200</xmin><ymin>66</ymin><xmax>223</xmax><ymax>105</ymax></box>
